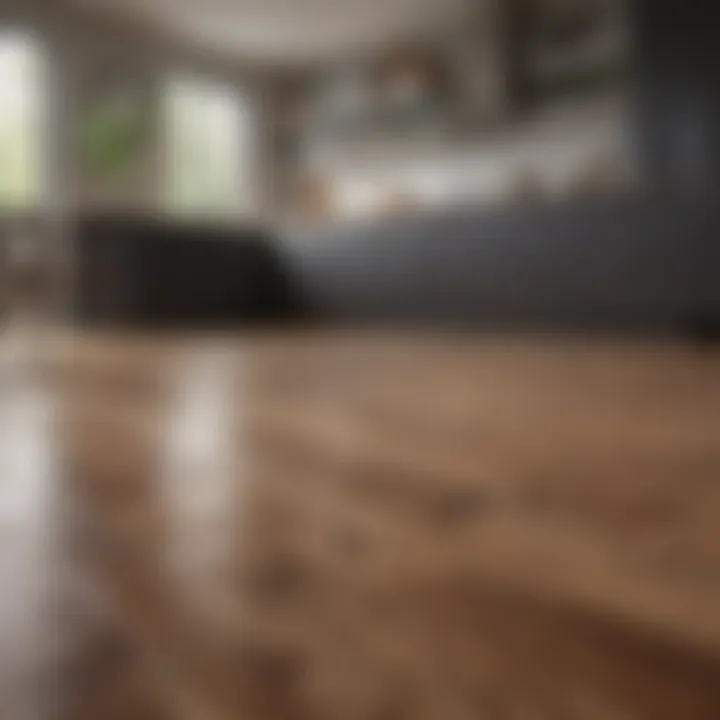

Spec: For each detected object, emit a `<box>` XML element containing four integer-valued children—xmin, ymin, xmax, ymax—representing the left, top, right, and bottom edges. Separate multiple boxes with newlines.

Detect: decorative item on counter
<box><xmin>511</xmin><ymin>169</ymin><xmax>546</xmax><ymax>204</ymax></box>
<box><xmin>383</xmin><ymin>190</ymin><xmax>420</xmax><ymax>217</ymax></box>
<box><xmin>566</xmin><ymin>150</ymin><xmax>630</xmax><ymax>198</ymax></box>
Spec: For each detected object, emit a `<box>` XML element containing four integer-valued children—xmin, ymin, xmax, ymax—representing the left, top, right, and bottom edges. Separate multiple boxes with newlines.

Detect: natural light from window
<box><xmin>164</xmin><ymin>77</ymin><xmax>253</xmax><ymax>219</ymax></box>
<box><xmin>0</xmin><ymin>33</ymin><xmax>45</xmax><ymax>210</ymax></box>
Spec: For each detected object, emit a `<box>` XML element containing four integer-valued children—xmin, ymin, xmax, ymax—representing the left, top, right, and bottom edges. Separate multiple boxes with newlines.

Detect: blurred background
<box><xmin>0</xmin><ymin>0</ymin><xmax>636</xmax><ymax>230</ymax></box>
<box><xmin>2</xmin><ymin>1</ymin><xmax>717</xmax><ymax>328</ymax></box>
<box><xmin>1</xmin><ymin>2</ymin><xmax>720</xmax><ymax>719</ymax></box>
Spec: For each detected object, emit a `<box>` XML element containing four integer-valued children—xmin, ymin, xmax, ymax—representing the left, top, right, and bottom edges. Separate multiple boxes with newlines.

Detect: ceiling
<box><xmin>74</xmin><ymin>0</ymin><xmax>473</xmax><ymax>66</ymax></box>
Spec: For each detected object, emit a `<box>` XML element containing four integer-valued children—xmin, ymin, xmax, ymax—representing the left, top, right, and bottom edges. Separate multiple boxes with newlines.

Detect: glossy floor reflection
<box><xmin>1</xmin><ymin>329</ymin><xmax>720</xmax><ymax>718</ymax></box>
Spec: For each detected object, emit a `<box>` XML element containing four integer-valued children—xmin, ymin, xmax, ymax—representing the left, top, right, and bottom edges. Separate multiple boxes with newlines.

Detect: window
<box><xmin>0</xmin><ymin>33</ymin><xmax>45</xmax><ymax>209</ymax></box>
<box><xmin>164</xmin><ymin>76</ymin><xmax>253</xmax><ymax>219</ymax></box>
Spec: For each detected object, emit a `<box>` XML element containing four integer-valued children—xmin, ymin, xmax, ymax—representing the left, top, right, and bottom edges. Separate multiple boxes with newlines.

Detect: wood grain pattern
<box><xmin>1</xmin><ymin>329</ymin><xmax>719</xmax><ymax>718</ymax></box>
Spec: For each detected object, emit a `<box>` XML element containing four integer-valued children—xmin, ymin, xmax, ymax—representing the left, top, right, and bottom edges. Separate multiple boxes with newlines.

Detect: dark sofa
<box><xmin>72</xmin><ymin>196</ymin><xmax>720</xmax><ymax>339</ymax></box>
<box><xmin>72</xmin><ymin>213</ymin><xmax>296</xmax><ymax>327</ymax></box>
<box><xmin>279</xmin><ymin>195</ymin><xmax>720</xmax><ymax>336</ymax></box>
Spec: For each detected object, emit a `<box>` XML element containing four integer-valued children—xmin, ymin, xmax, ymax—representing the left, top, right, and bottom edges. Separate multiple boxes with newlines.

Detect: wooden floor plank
<box><xmin>0</xmin><ymin>328</ymin><xmax>718</xmax><ymax>718</ymax></box>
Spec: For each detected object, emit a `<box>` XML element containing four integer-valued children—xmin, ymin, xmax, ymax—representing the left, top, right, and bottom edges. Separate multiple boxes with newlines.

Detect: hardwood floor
<box><xmin>1</xmin><ymin>327</ymin><xmax>719</xmax><ymax>718</ymax></box>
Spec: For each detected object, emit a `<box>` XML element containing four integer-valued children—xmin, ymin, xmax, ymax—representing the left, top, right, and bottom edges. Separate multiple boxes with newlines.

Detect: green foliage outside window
<box><xmin>80</xmin><ymin>91</ymin><xmax>151</xmax><ymax>181</ymax></box>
